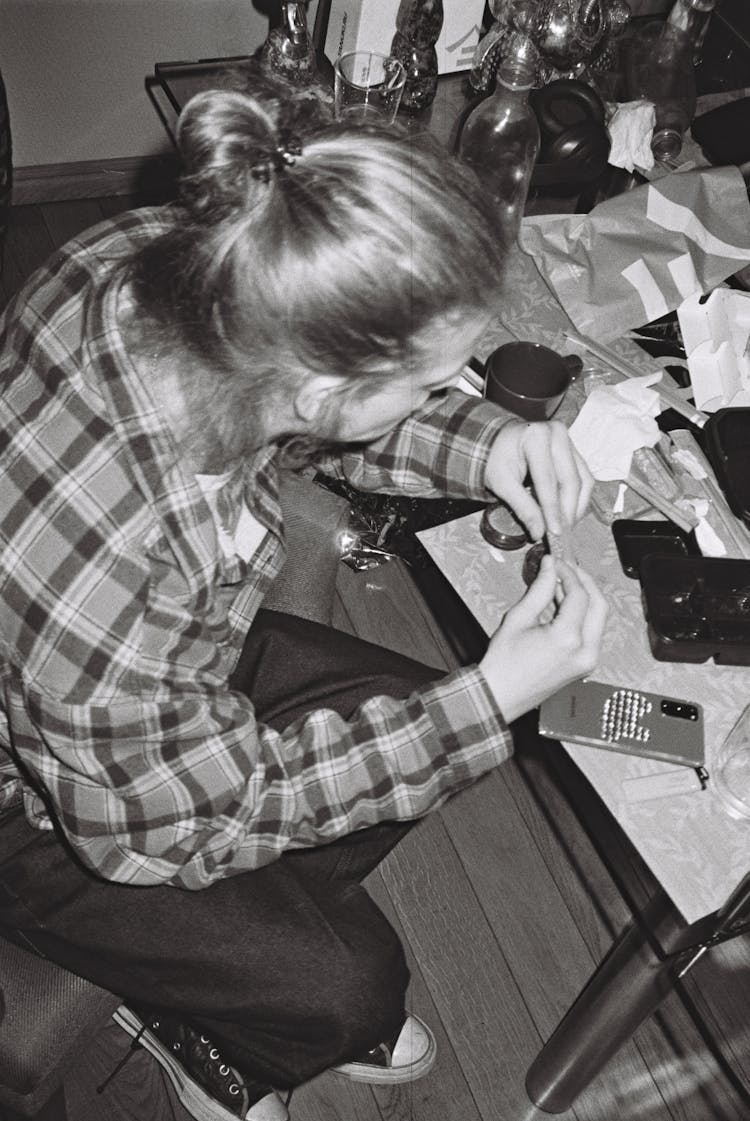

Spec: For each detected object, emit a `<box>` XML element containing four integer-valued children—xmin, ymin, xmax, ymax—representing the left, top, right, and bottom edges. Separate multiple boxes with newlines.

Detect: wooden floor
<box><xmin>1</xmin><ymin>197</ymin><xmax>749</xmax><ymax>1121</ymax></box>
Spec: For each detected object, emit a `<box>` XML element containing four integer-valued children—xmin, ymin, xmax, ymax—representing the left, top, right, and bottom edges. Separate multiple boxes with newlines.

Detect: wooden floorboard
<box><xmin>332</xmin><ymin>559</ymin><xmax>458</xmax><ymax>671</ymax></box>
<box><xmin>1</xmin><ymin>196</ymin><xmax>748</xmax><ymax>1121</ymax></box>
<box><xmin>377</xmin><ymin>812</ymin><xmax>551</xmax><ymax>1121</ymax></box>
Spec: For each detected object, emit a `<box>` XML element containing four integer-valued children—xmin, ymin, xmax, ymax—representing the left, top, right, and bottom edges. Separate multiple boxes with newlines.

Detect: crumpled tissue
<box><xmin>607</xmin><ymin>100</ymin><xmax>656</xmax><ymax>173</ymax></box>
<box><xmin>569</xmin><ymin>374</ymin><xmax>662</xmax><ymax>481</ymax></box>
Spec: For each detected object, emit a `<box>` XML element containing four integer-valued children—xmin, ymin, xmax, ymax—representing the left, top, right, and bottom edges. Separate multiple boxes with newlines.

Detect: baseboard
<box><xmin>11</xmin><ymin>154</ymin><xmax>178</xmax><ymax>205</ymax></box>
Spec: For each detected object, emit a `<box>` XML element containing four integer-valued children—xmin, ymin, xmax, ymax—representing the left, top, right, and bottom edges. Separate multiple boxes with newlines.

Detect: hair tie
<box><xmin>250</xmin><ymin>132</ymin><xmax>303</xmax><ymax>183</ymax></box>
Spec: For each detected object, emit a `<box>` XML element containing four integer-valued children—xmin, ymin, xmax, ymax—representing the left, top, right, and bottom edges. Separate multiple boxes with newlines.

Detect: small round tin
<box><xmin>522</xmin><ymin>540</ymin><xmax>548</xmax><ymax>586</ymax></box>
<box><xmin>480</xmin><ymin>503</ymin><xmax>528</xmax><ymax>550</ymax></box>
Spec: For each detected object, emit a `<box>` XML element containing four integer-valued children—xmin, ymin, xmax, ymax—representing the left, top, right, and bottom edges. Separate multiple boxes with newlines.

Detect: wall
<box><xmin>0</xmin><ymin>0</ymin><xmax>271</xmax><ymax>168</ymax></box>
<box><xmin>0</xmin><ymin>0</ymin><xmax>696</xmax><ymax>172</ymax></box>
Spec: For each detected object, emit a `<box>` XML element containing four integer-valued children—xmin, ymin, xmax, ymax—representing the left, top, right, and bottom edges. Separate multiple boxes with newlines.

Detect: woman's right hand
<box><xmin>479</xmin><ymin>555</ymin><xmax>608</xmax><ymax>725</ymax></box>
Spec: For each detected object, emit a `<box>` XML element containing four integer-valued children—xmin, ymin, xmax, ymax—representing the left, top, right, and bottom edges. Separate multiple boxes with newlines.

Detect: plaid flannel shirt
<box><xmin>0</xmin><ymin>207</ymin><xmax>514</xmax><ymax>888</ymax></box>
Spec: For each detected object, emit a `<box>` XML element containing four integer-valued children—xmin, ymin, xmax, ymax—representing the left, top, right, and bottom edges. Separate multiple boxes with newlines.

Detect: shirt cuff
<box><xmin>415</xmin><ymin>663</ymin><xmax>513</xmax><ymax>783</ymax></box>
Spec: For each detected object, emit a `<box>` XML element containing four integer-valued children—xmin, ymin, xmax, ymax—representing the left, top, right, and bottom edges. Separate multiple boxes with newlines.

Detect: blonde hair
<box><xmin>126</xmin><ymin>69</ymin><xmax>507</xmax><ymax>401</ymax></box>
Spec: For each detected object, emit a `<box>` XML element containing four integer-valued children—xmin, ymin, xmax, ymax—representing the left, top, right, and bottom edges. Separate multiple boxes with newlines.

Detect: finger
<box><xmin>521</xmin><ymin>424</ymin><xmax>562</xmax><ymax>536</ymax></box>
<box><xmin>543</xmin><ymin>425</ymin><xmax>594</xmax><ymax>529</ymax></box>
<box><xmin>572</xmin><ymin>447</ymin><xmax>595</xmax><ymax>522</ymax></box>
<box><xmin>574</xmin><ymin>564</ymin><xmax>609</xmax><ymax>647</ymax></box>
<box><xmin>548</xmin><ymin>559</ymin><xmax>589</xmax><ymax>626</ymax></box>
<box><xmin>554</xmin><ymin>432</ymin><xmax>590</xmax><ymax>528</ymax></box>
<box><xmin>537</xmin><ymin>601</ymin><xmax>557</xmax><ymax>626</ymax></box>
<box><xmin>503</xmin><ymin>485</ymin><xmax>545</xmax><ymax>543</ymax></box>
<box><xmin>551</xmin><ymin>563</ymin><xmax>608</xmax><ymax>675</ymax></box>
<box><xmin>507</xmin><ymin>554</ymin><xmax>558</xmax><ymax>627</ymax></box>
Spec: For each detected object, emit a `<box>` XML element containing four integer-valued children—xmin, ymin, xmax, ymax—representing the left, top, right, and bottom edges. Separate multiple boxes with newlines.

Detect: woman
<box><xmin>0</xmin><ymin>71</ymin><xmax>606</xmax><ymax>1120</ymax></box>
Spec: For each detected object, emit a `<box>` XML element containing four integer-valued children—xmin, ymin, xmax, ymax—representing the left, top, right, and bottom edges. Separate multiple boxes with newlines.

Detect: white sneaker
<box><xmin>330</xmin><ymin>1014</ymin><xmax>437</xmax><ymax>1084</ymax></box>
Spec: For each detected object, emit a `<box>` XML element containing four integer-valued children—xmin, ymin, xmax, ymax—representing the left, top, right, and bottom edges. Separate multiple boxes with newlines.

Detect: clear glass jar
<box><xmin>712</xmin><ymin>705</ymin><xmax>750</xmax><ymax>822</ymax></box>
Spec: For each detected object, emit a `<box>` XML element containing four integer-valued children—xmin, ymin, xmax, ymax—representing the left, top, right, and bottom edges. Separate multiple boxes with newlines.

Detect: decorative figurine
<box><xmin>470</xmin><ymin>0</ymin><xmax>632</xmax><ymax>91</ymax></box>
<box><xmin>260</xmin><ymin>1</ymin><xmax>317</xmax><ymax>86</ymax></box>
<box><xmin>390</xmin><ymin>0</ymin><xmax>445</xmax><ymax>113</ymax></box>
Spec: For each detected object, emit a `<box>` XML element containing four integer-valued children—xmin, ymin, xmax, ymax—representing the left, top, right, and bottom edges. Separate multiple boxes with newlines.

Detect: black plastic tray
<box><xmin>704</xmin><ymin>408</ymin><xmax>750</xmax><ymax>528</ymax></box>
<box><xmin>612</xmin><ymin>518</ymin><xmax>698</xmax><ymax>579</ymax></box>
<box><xmin>640</xmin><ymin>555</ymin><xmax>750</xmax><ymax>665</ymax></box>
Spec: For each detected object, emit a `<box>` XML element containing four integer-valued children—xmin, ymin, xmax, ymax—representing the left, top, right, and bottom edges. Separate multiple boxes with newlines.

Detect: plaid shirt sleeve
<box><xmin>11</xmin><ymin>662</ymin><xmax>511</xmax><ymax>889</ymax></box>
<box><xmin>318</xmin><ymin>389</ymin><xmax>513</xmax><ymax>499</ymax></box>
<box><xmin>0</xmin><ymin>209</ymin><xmax>514</xmax><ymax>889</ymax></box>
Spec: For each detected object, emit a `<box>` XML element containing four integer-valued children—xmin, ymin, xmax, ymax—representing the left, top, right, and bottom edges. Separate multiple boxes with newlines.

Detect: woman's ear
<box><xmin>292</xmin><ymin>374</ymin><xmax>348</xmax><ymax>425</ymax></box>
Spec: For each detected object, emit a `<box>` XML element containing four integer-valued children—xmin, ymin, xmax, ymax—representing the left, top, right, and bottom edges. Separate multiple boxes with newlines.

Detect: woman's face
<box><xmin>324</xmin><ymin>313</ymin><xmax>491</xmax><ymax>444</ymax></box>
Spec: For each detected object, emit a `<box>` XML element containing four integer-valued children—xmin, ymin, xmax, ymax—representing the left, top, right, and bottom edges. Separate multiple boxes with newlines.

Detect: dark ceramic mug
<box><xmin>484</xmin><ymin>341</ymin><xmax>573</xmax><ymax>421</ymax></box>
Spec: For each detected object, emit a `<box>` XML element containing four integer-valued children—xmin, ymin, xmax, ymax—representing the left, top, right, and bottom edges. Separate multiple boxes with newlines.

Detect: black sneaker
<box><xmin>112</xmin><ymin>1005</ymin><xmax>289</xmax><ymax>1121</ymax></box>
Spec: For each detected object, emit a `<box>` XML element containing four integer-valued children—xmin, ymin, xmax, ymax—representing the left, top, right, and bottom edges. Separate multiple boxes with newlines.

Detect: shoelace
<box><xmin>96</xmin><ymin>1022</ymin><xmax>146</xmax><ymax>1094</ymax></box>
<box><xmin>100</xmin><ymin>1013</ymin><xmax>294</xmax><ymax>1111</ymax></box>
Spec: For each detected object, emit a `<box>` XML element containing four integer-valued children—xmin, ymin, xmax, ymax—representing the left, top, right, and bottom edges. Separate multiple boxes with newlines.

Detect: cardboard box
<box><xmin>312</xmin><ymin>0</ymin><xmax>486</xmax><ymax>75</ymax></box>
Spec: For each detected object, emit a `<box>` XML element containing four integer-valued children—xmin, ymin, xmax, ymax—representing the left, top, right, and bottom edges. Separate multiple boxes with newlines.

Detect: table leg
<box><xmin>525</xmin><ymin>916</ymin><xmax>687</xmax><ymax>1114</ymax></box>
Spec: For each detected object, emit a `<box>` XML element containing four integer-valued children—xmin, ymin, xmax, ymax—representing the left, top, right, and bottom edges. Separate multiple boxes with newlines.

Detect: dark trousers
<box><xmin>0</xmin><ymin>610</ymin><xmax>441</xmax><ymax>1089</ymax></box>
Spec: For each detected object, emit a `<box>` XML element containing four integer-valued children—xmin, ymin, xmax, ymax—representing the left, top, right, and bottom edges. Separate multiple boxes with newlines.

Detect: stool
<box><xmin>0</xmin><ymin>935</ymin><xmax>120</xmax><ymax>1119</ymax></box>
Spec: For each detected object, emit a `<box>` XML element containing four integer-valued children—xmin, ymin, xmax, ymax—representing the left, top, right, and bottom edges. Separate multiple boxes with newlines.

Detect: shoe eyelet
<box><xmin>151</xmin><ymin>1019</ymin><xmax>160</xmax><ymax>1030</ymax></box>
<box><xmin>229</xmin><ymin>1084</ymin><xmax>241</xmax><ymax>1096</ymax></box>
<box><xmin>172</xmin><ymin>1042</ymin><xmax>181</xmax><ymax>1052</ymax></box>
<box><xmin>209</xmin><ymin>1047</ymin><xmax>220</xmax><ymax>1060</ymax></box>
<box><xmin>219</xmin><ymin>1064</ymin><xmax>230</xmax><ymax>1075</ymax></box>
<box><xmin>200</xmin><ymin>1035</ymin><xmax>210</xmax><ymax>1044</ymax></box>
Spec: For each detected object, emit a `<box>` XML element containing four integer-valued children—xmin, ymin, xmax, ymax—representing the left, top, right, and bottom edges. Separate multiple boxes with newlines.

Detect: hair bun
<box><xmin>176</xmin><ymin>88</ymin><xmax>281</xmax><ymax>216</ymax></box>
<box><xmin>175</xmin><ymin>72</ymin><xmax>331</xmax><ymax>218</ymax></box>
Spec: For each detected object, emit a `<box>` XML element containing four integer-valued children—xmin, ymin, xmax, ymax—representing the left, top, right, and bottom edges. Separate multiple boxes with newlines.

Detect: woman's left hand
<box><xmin>484</xmin><ymin>419</ymin><xmax>593</xmax><ymax>541</ymax></box>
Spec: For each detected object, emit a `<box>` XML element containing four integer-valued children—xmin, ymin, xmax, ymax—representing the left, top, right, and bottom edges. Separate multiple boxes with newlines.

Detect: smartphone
<box><xmin>538</xmin><ymin>679</ymin><xmax>705</xmax><ymax>767</ymax></box>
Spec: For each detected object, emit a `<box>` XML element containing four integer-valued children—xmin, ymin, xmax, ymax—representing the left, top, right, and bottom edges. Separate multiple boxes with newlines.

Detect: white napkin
<box><xmin>569</xmin><ymin>375</ymin><xmax>662</xmax><ymax>481</ymax></box>
<box><xmin>607</xmin><ymin>100</ymin><xmax>656</xmax><ymax>173</ymax></box>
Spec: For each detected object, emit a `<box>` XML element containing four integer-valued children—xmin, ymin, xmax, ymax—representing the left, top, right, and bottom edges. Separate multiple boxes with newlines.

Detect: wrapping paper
<box><xmin>521</xmin><ymin>167</ymin><xmax>750</xmax><ymax>343</ymax></box>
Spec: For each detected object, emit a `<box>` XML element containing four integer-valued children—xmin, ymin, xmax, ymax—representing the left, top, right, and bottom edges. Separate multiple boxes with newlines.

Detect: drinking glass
<box><xmin>713</xmin><ymin>704</ymin><xmax>750</xmax><ymax>821</ymax></box>
<box><xmin>334</xmin><ymin>51</ymin><xmax>406</xmax><ymax>124</ymax></box>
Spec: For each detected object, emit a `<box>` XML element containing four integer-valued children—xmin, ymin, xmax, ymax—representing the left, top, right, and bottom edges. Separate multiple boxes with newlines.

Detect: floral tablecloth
<box><xmin>419</xmin><ymin>242</ymin><xmax>749</xmax><ymax>926</ymax></box>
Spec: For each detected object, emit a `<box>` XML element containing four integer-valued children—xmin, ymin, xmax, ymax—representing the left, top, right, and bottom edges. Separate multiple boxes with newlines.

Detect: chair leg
<box><xmin>0</xmin><ymin>1085</ymin><xmax>67</xmax><ymax>1121</ymax></box>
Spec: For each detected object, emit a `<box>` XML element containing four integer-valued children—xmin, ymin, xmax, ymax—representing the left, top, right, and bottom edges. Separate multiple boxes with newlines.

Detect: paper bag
<box><xmin>521</xmin><ymin>167</ymin><xmax>750</xmax><ymax>343</ymax></box>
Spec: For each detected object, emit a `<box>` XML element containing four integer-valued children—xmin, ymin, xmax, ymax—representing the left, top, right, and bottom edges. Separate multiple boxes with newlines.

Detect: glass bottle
<box><xmin>625</xmin><ymin>0</ymin><xmax>715</xmax><ymax>165</ymax></box>
<box><xmin>667</xmin><ymin>0</ymin><xmax>716</xmax><ymax>62</ymax></box>
<box><xmin>390</xmin><ymin>0</ymin><xmax>444</xmax><ymax>113</ymax></box>
<box><xmin>260</xmin><ymin>1</ymin><xmax>317</xmax><ymax>85</ymax></box>
<box><xmin>457</xmin><ymin>30</ymin><xmax>541</xmax><ymax>245</ymax></box>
